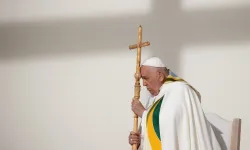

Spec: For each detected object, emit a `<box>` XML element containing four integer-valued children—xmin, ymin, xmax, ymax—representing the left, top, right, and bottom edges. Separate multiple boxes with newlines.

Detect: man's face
<box><xmin>140</xmin><ymin>66</ymin><xmax>163</xmax><ymax>96</ymax></box>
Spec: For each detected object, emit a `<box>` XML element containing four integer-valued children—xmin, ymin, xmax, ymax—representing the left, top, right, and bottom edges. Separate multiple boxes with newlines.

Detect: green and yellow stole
<box><xmin>146</xmin><ymin>72</ymin><xmax>200</xmax><ymax>149</ymax></box>
<box><xmin>146</xmin><ymin>74</ymin><xmax>185</xmax><ymax>149</ymax></box>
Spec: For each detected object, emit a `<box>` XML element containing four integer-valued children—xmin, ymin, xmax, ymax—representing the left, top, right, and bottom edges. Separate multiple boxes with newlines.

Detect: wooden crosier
<box><xmin>129</xmin><ymin>25</ymin><xmax>150</xmax><ymax>150</ymax></box>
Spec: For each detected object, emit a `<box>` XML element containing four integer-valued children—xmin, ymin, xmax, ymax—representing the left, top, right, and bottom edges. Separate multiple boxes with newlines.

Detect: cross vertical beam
<box><xmin>129</xmin><ymin>25</ymin><xmax>150</xmax><ymax>150</ymax></box>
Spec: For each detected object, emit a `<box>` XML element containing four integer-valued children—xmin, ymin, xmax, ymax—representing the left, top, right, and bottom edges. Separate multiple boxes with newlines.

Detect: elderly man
<box><xmin>128</xmin><ymin>57</ymin><xmax>221</xmax><ymax>150</ymax></box>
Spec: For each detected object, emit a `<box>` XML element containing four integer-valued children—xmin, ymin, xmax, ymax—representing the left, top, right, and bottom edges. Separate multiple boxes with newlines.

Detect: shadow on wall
<box><xmin>1</xmin><ymin>0</ymin><xmax>250</xmax><ymax>71</ymax></box>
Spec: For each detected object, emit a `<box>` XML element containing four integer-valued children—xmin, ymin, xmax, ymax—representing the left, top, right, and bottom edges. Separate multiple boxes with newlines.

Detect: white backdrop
<box><xmin>0</xmin><ymin>0</ymin><xmax>250</xmax><ymax>149</ymax></box>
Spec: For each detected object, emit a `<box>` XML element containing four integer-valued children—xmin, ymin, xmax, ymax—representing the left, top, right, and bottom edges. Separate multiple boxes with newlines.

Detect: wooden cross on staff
<box><xmin>129</xmin><ymin>25</ymin><xmax>150</xmax><ymax>150</ymax></box>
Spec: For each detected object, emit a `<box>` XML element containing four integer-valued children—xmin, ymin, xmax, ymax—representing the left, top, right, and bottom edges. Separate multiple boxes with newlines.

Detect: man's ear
<box><xmin>159</xmin><ymin>72</ymin><xmax>165</xmax><ymax>82</ymax></box>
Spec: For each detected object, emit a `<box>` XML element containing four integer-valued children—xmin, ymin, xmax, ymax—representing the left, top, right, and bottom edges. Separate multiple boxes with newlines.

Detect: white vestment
<box><xmin>139</xmin><ymin>81</ymin><xmax>222</xmax><ymax>150</ymax></box>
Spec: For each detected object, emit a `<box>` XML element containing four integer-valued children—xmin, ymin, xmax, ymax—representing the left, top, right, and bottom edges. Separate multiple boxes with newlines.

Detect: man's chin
<box><xmin>147</xmin><ymin>89</ymin><xmax>154</xmax><ymax>95</ymax></box>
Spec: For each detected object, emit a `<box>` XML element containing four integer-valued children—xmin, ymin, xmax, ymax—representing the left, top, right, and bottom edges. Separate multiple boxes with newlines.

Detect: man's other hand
<box><xmin>131</xmin><ymin>99</ymin><xmax>146</xmax><ymax>118</ymax></box>
<box><xmin>128</xmin><ymin>131</ymin><xmax>141</xmax><ymax>146</ymax></box>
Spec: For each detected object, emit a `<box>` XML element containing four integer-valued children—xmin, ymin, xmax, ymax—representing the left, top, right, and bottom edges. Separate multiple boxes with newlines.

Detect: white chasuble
<box><xmin>139</xmin><ymin>80</ymin><xmax>221</xmax><ymax>150</ymax></box>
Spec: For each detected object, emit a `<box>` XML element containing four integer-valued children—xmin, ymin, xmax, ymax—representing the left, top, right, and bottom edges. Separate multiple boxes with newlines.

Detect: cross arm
<box><xmin>129</xmin><ymin>41</ymin><xmax>150</xmax><ymax>50</ymax></box>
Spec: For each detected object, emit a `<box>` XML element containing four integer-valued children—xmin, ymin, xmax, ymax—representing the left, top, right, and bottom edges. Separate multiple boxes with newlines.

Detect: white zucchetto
<box><xmin>141</xmin><ymin>57</ymin><xmax>166</xmax><ymax>68</ymax></box>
